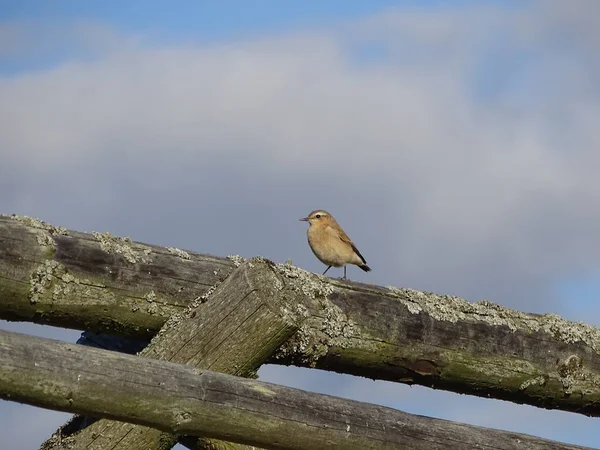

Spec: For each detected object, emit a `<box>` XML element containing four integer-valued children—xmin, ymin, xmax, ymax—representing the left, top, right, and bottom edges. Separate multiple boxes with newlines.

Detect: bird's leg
<box><xmin>322</xmin><ymin>266</ymin><xmax>332</xmax><ymax>275</ymax></box>
<box><xmin>343</xmin><ymin>266</ymin><xmax>347</xmax><ymax>280</ymax></box>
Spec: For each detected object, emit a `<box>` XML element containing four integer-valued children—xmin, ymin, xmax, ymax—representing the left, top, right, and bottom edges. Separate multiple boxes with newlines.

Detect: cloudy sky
<box><xmin>2</xmin><ymin>0</ymin><xmax>600</xmax><ymax>448</ymax></box>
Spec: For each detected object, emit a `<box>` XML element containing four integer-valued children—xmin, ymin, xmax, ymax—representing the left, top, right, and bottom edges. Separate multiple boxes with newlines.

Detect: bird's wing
<box><xmin>333</xmin><ymin>226</ymin><xmax>368</xmax><ymax>265</ymax></box>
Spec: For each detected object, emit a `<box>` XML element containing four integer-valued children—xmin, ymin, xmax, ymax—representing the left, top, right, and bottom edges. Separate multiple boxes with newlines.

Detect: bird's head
<box><xmin>300</xmin><ymin>210</ymin><xmax>332</xmax><ymax>227</ymax></box>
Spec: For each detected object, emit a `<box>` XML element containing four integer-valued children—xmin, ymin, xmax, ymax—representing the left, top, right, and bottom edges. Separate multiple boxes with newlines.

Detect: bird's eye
<box><xmin>315</xmin><ymin>214</ymin><xmax>321</xmax><ymax>218</ymax></box>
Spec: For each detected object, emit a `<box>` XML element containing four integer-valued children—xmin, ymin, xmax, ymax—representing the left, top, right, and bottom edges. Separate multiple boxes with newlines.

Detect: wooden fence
<box><xmin>0</xmin><ymin>214</ymin><xmax>598</xmax><ymax>449</ymax></box>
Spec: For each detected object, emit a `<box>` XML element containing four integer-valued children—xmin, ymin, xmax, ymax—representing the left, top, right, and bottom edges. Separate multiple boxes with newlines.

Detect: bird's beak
<box><xmin>299</xmin><ymin>217</ymin><xmax>309</xmax><ymax>222</ymax></box>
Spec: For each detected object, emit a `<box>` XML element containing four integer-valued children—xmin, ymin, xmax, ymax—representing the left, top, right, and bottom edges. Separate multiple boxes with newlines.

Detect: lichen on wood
<box><xmin>0</xmin><ymin>215</ymin><xmax>235</xmax><ymax>337</ymax></box>
<box><xmin>387</xmin><ymin>286</ymin><xmax>600</xmax><ymax>354</ymax></box>
<box><xmin>167</xmin><ymin>247</ymin><xmax>191</xmax><ymax>260</ymax></box>
<box><xmin>10</xmin><ymin>214</ymin><xmax>68</xmax><ymax>248</ymax></box>
<box><xmin>92</xmin><ymin>231</ymin><xmax>153</xmax><ymax>264</ymax></box>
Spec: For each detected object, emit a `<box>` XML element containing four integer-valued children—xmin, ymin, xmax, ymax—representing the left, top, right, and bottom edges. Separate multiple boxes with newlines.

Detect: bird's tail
<box><xmin>359</xmin><ymin>264</ymin><xmax>371</xmax><ymax>272</ymax></box>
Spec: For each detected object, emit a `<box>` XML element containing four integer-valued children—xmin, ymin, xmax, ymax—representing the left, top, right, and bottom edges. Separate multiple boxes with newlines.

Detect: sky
<box><xmin>1</xmin><ymin>0</ymin><xmax>600</xmax><ymax>448</ymax></box>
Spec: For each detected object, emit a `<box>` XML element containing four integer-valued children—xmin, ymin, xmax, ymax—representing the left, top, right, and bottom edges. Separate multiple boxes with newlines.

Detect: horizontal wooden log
<box><xmin>2</xmin><ymin>214</ymin><xmax>600</xmax><ymax>416</ymax></box>
<box><xmin>0</xmin><ymin>214</ymin><xmax>236</xmax><ymax>338</ymax></box>
<box><xmin>0</xmin><ymin>329</ymin><xmax>592</xmax><ymax>450</ymax></box>
<box><xmin>274</xmin><ymin>280</ymin><xmax>600</xmax><ymax>417</ymax></box>
<box><xmin>73</xmin><ymin>332</ymin><xmax>256</xmax><ymax>450</ymax></box>
<box><xmin>42</xmin><ymin>260</ymin><xmax>301</xmax><ymax>450</ymax></box>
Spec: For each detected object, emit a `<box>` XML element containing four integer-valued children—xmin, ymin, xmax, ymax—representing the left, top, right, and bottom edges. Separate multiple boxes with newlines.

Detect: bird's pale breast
<box><xmin>307</xmin><ymin>226</ymin><xmax>362</xmax><ymax>267</ymax></box>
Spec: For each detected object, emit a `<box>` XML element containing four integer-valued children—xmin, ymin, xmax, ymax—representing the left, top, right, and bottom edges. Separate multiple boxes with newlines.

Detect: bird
<box><xmin>300</xmin><ymin>209</ymin><xmax>371</xmax><ymax>279</ymax></box>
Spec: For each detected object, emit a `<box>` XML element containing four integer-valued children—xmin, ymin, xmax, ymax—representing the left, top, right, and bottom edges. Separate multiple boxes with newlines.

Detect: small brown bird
<box><xmin>300</xmin><ymin>210</ymin><xmax>371</xmax><ymax>279</ymax></box>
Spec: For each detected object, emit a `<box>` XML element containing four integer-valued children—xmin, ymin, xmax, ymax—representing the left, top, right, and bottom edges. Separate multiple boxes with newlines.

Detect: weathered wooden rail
<box><xmin>0</xmin><ymin>329</ymin><xmax>594</xmax><ymax>450</ymax></box>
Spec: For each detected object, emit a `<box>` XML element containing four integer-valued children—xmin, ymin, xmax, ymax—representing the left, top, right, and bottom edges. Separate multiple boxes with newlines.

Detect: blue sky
<box><xmin>1</xmin><ymin>0</ymin><xmax>523</xmax><ymax>71</ymax></box>
<box><xmin>1</xmin><ymin>0</ymin><xmax>515</xmax><ymax>33</ymax></box>
<box><xmin>555</xmin><ymin>275</ymin><xmax>600</xmax><ymax>324</ymax></box>
<box><xmin>1</xmin><ymin>1</ymin><xmax>600</xmax><ymax>449</ymax></box>
<box><xmin>0</xmin><ymin>0</ymin><xmax>463</xmax><ymax>46</ymax></box>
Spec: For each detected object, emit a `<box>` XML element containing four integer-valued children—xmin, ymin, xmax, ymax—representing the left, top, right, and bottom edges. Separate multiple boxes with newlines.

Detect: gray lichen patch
<box><xmin>271</xmin><ymin>260</ymin><xmax>338</xmax><ymax>325</ymax></box>
<box><xmin>174</xmin><ymin>410</ymin><xmax>192</xmax><ymax>426</ymax></box>
<box><xmin>51</xmin><ymin>271</ymin><xmax>82</xmax><ymax>302</ymax></box>
<box><xmin>143</xmin><ymin>281</ymin><xmax>221</xmax><ymax>351</ymax></box>
<box><xmin>40</xmin><ymin>430</ymin><xmax>76</xmax><ymax>450</ymax></box>
<box><xmin>272</xmin><ymin>261</ymin><xmax>334</xmax><ymax>300</ymax></box>
<box><xmin>227</xmin><ymin>255</ymin><xmax>246</xmax><ymax>267</ymax></box>
<box><xmin>138</xmin><ymin>290</ymin><xmax>172</xmax><ymax>317</ymax></box>
<box><xmin>321</xmin><ymin>299</ymin><xmax>357</xmax><ymax>340</ymax></box>
<box><xmin>30</xmin><ymin>260</ymin><xmax>62</xmax><ymax>304</ymax></box>
<box><xmin>280</xmin><ymin>303</ymin><xmax>310</xmax><ymax>325</ymax></box>
<box><xmin>536</xmin><ymin>314</ymin><xmax>600</xmax><ymax>355</ymax></box>
<box><xmin>146</xmin><ymin>310</ymin><xmax>183</xmax><ymax>347</ymax></box>
<box><xmin>29</xmin><ymin>260</ymin><xmax>98</xmax><ymax>305</ymax></box>
<box><xmin>274</xmin><ymin>301</ymin><xmax>363</xmax><ymax>366</ymax></box>
<box><xmin>387</xmin><ymin>286</ymin><xmax>600</xmax><ymax>355</ymax></box>
<box><xmin>274</xmin><ymin>296</ymin><xmax>364</xmax><ymax>367</ymax></box>
<box><xmin>92</xmin><ymin>231</ymin><xmax>152</xmax><ymax>264</ymax></box>
<box><xmin>387</xmin><ymin>287</ymin><xmax>518</xmax><ymax>327</ymax></box>
<box><xmin>189</xmin><ymin>283</ymin><xmax>218</xmax><ymax>309</ymax></box>
<box><xmin>556</xmin><ymin>355</ymin><xmax>590</xmax><ymax>395</ymax></box>
<box><xmin>267</xmin><ymin>260</ymin><xmax>376</xmax><ymax>365</ymax></box>
<box><xmin>11</xmin><ymin>215</ymin><xmax>68</xmax><ymax>236</ymax></box>
<box><xmin>167</xmin><ymin>247</ymin><xmax>191</xmax><ymax>260</ymax></box>
<box><xmin>519</xmin><ymin>375</ymin><xmax>547</xmax><ymax>391</ymax></box>
<box><xmin>11</xmin><ymin>214</ymin><xmax>68</xmax><ymax>248</ymax></box>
